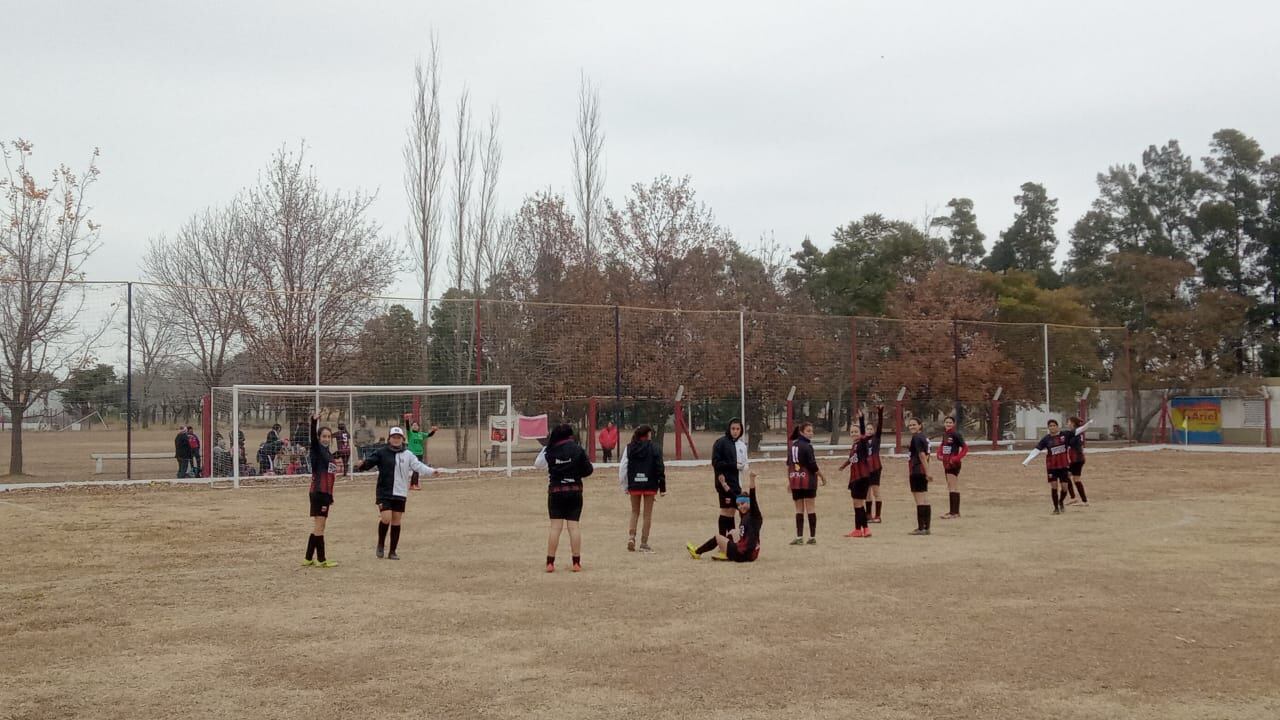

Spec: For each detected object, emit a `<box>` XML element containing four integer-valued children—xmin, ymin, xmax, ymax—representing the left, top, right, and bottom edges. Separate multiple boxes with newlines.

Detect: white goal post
<box><xmin>220</xmin><ymin>384</ymin><xmax>513</xmax><ymax>489</ymax></box>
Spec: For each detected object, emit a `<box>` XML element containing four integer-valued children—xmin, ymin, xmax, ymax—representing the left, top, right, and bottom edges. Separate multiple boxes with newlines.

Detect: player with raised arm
<box><xmin>937</xmin><ymin>416</ymin><xmax>968</xmax><ymax>519</ymax></box>
<box><xmin>354</xmin><ymin>425</ymin><xmax>439</xmax><ymax>560</ymax></box>
<box><xmin>1022</xmin><ymin>418</ymin><xmax>1090</xmax><ymax>514</ymax></box>
<box><xmin>618</xmin><ymin>425</ymin><xmax>666</xmax><ymax>553</ymax></box>
<box><xmin>303</xmin><ymin>414</ymin><xmax>339</xmax><ymax>568</ymax></box>
<box><xmin>536</xmin><ymin>423</ymin><xmax>594</xmax><ymax>573</ymax></box>
<box><xmin>689</xmin><ymin>473</ymin><xmax>763</xmax><ymax>563</ymax></box>
<box><xmin>1066</xmin><ymin>416</ymin><xmax>1091</xmax><ymax>506</ymax></box>
<box><xmin>690</xmin><ymin>419</ymin><xmax>745</xmax><ymax>559</ymax></box>
<box><xmin>406</xmin><ymin>419</ymin><xmax>438</xmax><ymax>491</ymax></box>
<box><xmin>839</xmin><ymin>405</ymin><xmax>883</xmax><ymax>538</ymax></box>
<box><xmin>788</xmin><ymin>421</ymin><xmax>826</xmax><ymax>545</ymax></box>
<box><xmin>907</xmin><ymin>417</ymin><xmax>932</xmax><ymax>535</ymax></box>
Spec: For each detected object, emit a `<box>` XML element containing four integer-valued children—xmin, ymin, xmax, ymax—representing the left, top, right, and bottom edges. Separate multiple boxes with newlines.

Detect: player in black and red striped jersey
<box><xmin>303</xmin><ymin>414</ymin><xmax>339</xmax><ymax>568</ymax></box>
<box><xmin>1066</xmin><ymin>416</ymin><xmax>1091</xmax><ymax>506</ymax></box>
<box><xmin>839</xmin><ymin>405</ymin><xmax>883</xmax><ymax>538</ymax></box>
<box><xmin>1022</xmin><ymin>418</ymin><xmax>1090</xmax><ymax>514</ymax></box>
<box><xmin>937</xmin><ymin>416</ymin><xmax>968</xmax><ymax>519</ymax></box>
<box><xmin>906</xmin><ymin>417</ymin><xmax>932</xmax><ymax>535</ymax></box>
<box><xmin>862</xmin><ymin>407</ymin><xmax>885</xmax><ymax>523</ymax></box>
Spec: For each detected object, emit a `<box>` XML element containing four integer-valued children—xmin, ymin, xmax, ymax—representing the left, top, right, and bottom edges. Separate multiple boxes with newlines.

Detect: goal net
<box><xmin>209</xmin><ymin>385</ymin><xmax>513</xmax><ymax>487</ymax></box>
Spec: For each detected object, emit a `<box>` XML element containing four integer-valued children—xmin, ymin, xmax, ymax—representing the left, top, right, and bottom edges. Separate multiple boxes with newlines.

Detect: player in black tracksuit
<box><xmin>618</xmin><ymin>425</ymin><xmax>666</xmax><ymax>553</ymax></box>
<box><xmin>535</xmin><ymin>424</ymin><xmax>594</xmax><ymax>573</ymax></box>
<box><xmin>705</xmin><ymin>419</ymin><xmax>745</xmax><ymax>553</ymax></box>
<box><xmin>303</xmin><ymin>415</ymin><xmax>338</xmax><ymax>567</ymax></box>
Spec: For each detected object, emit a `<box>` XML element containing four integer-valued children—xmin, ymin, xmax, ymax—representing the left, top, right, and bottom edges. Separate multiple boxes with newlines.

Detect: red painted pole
<box><xmin>1078</xmin><ymin>398</ymin><xmax>1088</xmax><ymax>424</ymax></box>
<box><xmin>587</xmin><ymin>397</ymin><xmax>598</xmax><ymax>462</ymax></box>
<box><xmin>894</xmin><ymin>401</ymin><xmax>904</xmax><ymax>454</ymax></box>
<box><xmin>674</xmin><ymin>400</ymin><xmax>684</xmax><ymax>461</ymax></box>
<box><xmin>1124</xmin><ymin>330</ymin><xmax>1135</xmax><ymax>444</ymax></box>
<box><xmin>786</xmin><ymin>399</ymin><xmax>794</xmax><ymax>459</ymax></box>
<box><xmin>850</xmin><ymin>318</ymin><xmax>858</xmax><ymax>434</ymax></box>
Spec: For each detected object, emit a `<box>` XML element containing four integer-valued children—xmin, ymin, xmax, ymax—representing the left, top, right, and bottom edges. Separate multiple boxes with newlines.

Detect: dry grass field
<box><xmin>2</xmin><ymin>450</ymin><xmax>1278</xmax><ymax>719</ymax></box>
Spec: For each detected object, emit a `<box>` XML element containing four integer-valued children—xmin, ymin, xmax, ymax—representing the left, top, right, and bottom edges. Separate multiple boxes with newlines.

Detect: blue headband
<box><xmin>736</xmin><ymin>495</ymin><xmax>751</xmax><ymax>504</ymax></box>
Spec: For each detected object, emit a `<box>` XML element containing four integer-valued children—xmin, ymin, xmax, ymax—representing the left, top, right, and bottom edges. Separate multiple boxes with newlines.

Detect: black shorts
<box><xmin>943</xmin><ymin>462</ymin><xmax>962</xmax><ymax>477</ymax></box>
<box><xmin>849</xmin><ymin>478</ymin><xmax>871</xmax><ymax>500</ymax></box>
<box><xmin>725</xmin><ymin>543</ymin><xmax>757</xmax><ymax>563</ymax></box>
<box><xmin>718</xmin><ymin>484</ymin><xmax>743</xmax><ymax>509</ymax></box>
<box><xmin>309</xmin><ymin>491</ymin><xmax>333</xmax><ymax>517</ymax></box>
<box><xmin>548</xmin><ymin>491</ymin><xmax>584</xmax><ymax>521</ymax></box>
<box><xmin>1047</xmin><ymin>469</ymin><xmax>1070</xmax><ymax>483</ymax></box>
<box><xmin>909</xmin><ymin>473</ymin><xmax>929</xmax><ymax>493</ymax></box>
<box><xmin>867</xmin><ymin>469</ymin><xmax>882</xmax><ymax>486</ymax></box>
<box><xmin>791</xmin><ymin>487</ymin><xmax>817</xmax><ymax>501</ymax></box>
<box><xmin>1069</xmin><ymin>461</ymin><xmax>1084</xmax><ymax>477</ymax></box>
<box><xmin>377</xmin><ymin>496</ymin><xmax>407</xmax><ymax>513</ymax></box>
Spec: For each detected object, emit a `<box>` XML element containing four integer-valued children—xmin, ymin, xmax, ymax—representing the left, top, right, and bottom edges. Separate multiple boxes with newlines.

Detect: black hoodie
<box><xmin>536</xmin><ymin>426</ymin><xmax>594</xmax><ymax>492</ymax></box>
<box><xmin>711</xmin><ymin>420</ymin><xmax>743</xmax><ymax>493</ymax></box>
<box><xmin>622</xmin><ymin>439</ymin><xmax>666</xmax><ymax>493</ymax></box>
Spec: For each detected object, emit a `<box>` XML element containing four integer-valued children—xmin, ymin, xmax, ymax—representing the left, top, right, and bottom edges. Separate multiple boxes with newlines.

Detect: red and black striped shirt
<box><xmin>1036</xmin><ymin>432</ymin><xmax>1072</xmax><ymax>471</ymax></box>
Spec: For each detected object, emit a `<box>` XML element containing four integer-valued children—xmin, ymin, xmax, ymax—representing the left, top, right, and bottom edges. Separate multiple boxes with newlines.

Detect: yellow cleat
<box><xmin>686</xmin><ymin>543</ymin><xmax>701</xmax><ymax>560</ymax></box>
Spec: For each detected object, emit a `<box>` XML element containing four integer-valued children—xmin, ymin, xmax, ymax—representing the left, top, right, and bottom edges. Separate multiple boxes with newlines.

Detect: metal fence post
<box><xmin>126</xmin><ymin>281</ymin><xmax>133</xmax><ymax>480</ymax></box>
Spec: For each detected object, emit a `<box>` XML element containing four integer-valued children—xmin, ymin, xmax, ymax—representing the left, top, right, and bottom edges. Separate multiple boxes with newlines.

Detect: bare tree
<box><xmin>572</xmin><ymin>72</ymin><xmax>606</xmax><ymax>260</ymax></box>
<box><xmin>448</xmin><ymin>90</ymin><xmax>476</xmax><ymax>292</ymax></box>
<box><xmin>129</xmin><ymin>286</ymin><xmax>177</xmax><ymax>428</ymax></box>
<box><xmin>471</xmin><ymin>105</ymin><xmax>502</xmax><ymax>292</ymax></box>
<box><xmin>0</xmin><ymin>140</ymin><xmax>108</xmax><ymax>475</ymax></box>
<box><xmin>237</xmin><ymin>145</ymin><xmax>397</xmax><ymax>404</ymax></box>
<box><xmin>141</xmin><ymin>204</ymin><xmax>250</xmax><ymax>388</ymax></box>
<box><xmin>404</xmin><ymin>37</ymin><xmax>446</xmax><ymax>329</ymax></box>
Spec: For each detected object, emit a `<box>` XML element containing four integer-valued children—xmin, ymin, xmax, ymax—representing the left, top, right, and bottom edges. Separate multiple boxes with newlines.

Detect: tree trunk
<box><xmin>5</xmin><ymin>401</ymin><xmax>24</xmax><ymax>475</ymax></box>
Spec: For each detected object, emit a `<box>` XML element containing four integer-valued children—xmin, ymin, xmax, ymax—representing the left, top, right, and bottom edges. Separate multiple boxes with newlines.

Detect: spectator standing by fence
<box><xmin>187</xmin><ymin>426</ymin><xmax>202</xmax><ymax>477</ymax></box>
<box><xmin>598</xmin><ymin>420</ymin><xmax>619</xmax><ymax>463</ymax></box>
<box><xmin>174</xmin><ymin>426</ymin><xmax>192</xmax><ymax>479</ymax></box>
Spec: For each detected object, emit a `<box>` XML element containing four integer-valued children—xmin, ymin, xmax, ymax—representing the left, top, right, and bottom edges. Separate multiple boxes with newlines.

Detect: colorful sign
<box><xmin>1169</xmin><ymin>397</ymin><xmax>1223</xmax><ymax>444</ymax></box>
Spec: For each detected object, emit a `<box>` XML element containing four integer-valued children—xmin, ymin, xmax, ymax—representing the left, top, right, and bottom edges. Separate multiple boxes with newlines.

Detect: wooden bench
<box><xmin>90</xmin><ymin>452</ymin><xmax>174</xmax><ymax>474</ymax></box>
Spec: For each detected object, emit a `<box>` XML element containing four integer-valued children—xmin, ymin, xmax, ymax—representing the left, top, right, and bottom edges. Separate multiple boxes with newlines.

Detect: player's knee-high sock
<box><xmin>874</xmin><ymin>500</ymin><xmax>882</xmax><ymax>519</ymax></box>
<box><xmin>949</xmin><ymin>492</ymin><xmax>960</xmax><ymax>516</ymax></box>
<box><xmin>854</xmin><ymin>506</ymin><xmax>867</xmax><ymax>530</ymax></box>
<box><xmin>864</xmin><ymin>500</ymin><xmax>872</xmax><ymax>517</ymax></box>
<box><xmin>1075</xmin><ymin>481</ymin><xmax>1088</xmax><ymax>503</ymax></box>
<box><xmin>316</xmin><ymin>536</ymin><xmax>326</xmax><ymax>563</ymax></box>
<box><xmin>306</xmin><ymin>534</ymin><xmax>317</xmax><ymax>560</ymax></box>
<box><xmin>695</xmin><ymin>537</ymin><xmax>718</xmax><ymax>555</ymax></box>
<box><xmin>795</xmin><ymin>513</ymin><xmax>804</xmax><ymax>539</ymax></box>
<box><xmin>923</xmin><ymin>504</ymin><xmax>931</xmax><ymax>531</ymax></box>
<box><xmin>807</xmin><ymin>513</ymin><xmax>817</xmax><ymax>538</ymax></box>
<box><xmin>1051</xmin><ymin>488</ymin><xmax>1060</xmax><ymax>510</ymax></box>
<box><xmin>1064</xmin><ymin>480</ymin><xmax>1076</xmax><ymax>499</ymax></box>
<box><xmin>389</xmin><ymin>525</ymin><xmax>401</xmax><ymax>554</ymax></box>
<box><xmin>377</xmin><ymin>521</ymin><xmax>389</xmax><ymax>549</ymax></box>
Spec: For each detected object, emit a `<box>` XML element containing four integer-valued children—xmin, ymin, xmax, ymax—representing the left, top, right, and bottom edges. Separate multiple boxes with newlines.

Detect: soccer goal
<box><xmin>209</xmin><ymin>385</ymin><xmax>513</xmax><ymax>488</ymax></box>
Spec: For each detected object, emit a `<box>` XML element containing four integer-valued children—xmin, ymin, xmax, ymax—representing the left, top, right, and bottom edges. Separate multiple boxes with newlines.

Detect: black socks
<box><xmin>1064</xmin><ymin>481</ymin><xmax>1077</xmax><ymax>499</ymax></box>
<box><xmin>795</xmin><ymin>513</ymin><xmax>804</xmax><ymax>538</ymax></box>
<box><xmin>718</xmin><ymin>515</ymin><xmax>735</xmax><ymax>537</ymax></box>
<box><xmin>696</xmin><ymin>537</ymin><xmax>719</xmax><ymax>555</ymax></box>
<box><xmin>949</xmin><ymin>492</ymin><xmax>960</xmax><ymax>516</ymax></box>
<box><xmin>546</xmin><ymin>555</ymin><xmax>555</xmax><ymax>566</ymax></box>
<box><xmin>916</xmin><ymin>505</ymin><xmax>931</xmax><ymax>531</ymax></box>
<box><xmin>1051</xmin><ymin>488</ymin><xmax>1061</xmax><ymax>511</ymax></box>
<box><xmin>315</xmin><ymin>535</ymin><xmax>326</xmax><ymax>563</ymax></box>
<box><xmin>572</xmin><ymin>555</ymin><xmax>581</xmax><ymax>566</ymax></box>
<box><xmin>1075</xmin><ymin>481</ymin><xmax>1088</xmax><ymax>503</ymax></box>
<box><xmin>389</xmin><ymin>525</ymin><xmax>401</xmax><ymax>554</ymax></box>
<box><xmin>874</xmin><ymin>501</ymin><xmax>882</xmax><ymax>519</ymax></box>
<box><xmin>854</xmin><ymin>506</ymin><xmax>867</xmax><ymax>530</ymax></box>
<box><xmin>807</xmin><ymin>513</ymin><xmax>817</xmax><ymax>538</ymax></box>
<box><xmin>306</xmin><ymin>534</ymin><xmax>317</xmax><ymax>560</ymax></box>
<box><xmin>377</xmin><ymin>521</ymin><xmax>389</xmax><ymax>549</ymax></box>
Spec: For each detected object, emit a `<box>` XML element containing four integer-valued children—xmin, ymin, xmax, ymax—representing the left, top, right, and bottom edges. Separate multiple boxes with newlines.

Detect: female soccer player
<box><xmin>688</xmin><ymin>474</ymin><xmax>762</xmax><ymax>563</ymax></box>
<box><xmin>1021</xmin><ymin>418</ymin><xmax>1089</xmax><ymax>514</ymax></box>
<box><xmin>907</xmin><ymin>417</ymin><xmax>932</xmax><ymax>535</ymax></box>
<box><xmin>788</xmin><ymin>421</ymin><xmax>826</xmax><ymax>545</ymax></box>
<box><xmin>303</xmin><ymin>414</ymin><xmax>339</xmax><ymax>568</ymax></box>
<box><xmin>937</xmin><ymin>416</ymin><xmax>968</xmax><ymax>519</ymax></box>
<box><xmin>1066</xmin><ymin>416</ymin><xmax>1091</xmax><ymax>506</ymax></box>
<box><xmin>354</xmin><ymin>426</ymin><xmax>438</xmax><ymax>560</ymax></box>
<box><xmin>618</xmin><ymin>425</ymin><xmax>666</xmax><ymax>553</ymax></box>
<box><xmin>406</xmin><ymin>420</ymin><xmax>438</xmax><ymax>490</ymax></box>
<box><xmin>333</xmin><ymin>421</ymin><xmax>352</xmax><ymax>477</ymax></box>
<box><xmin>862</xmin><ymin>407</ymin><xmax>886</xmax><ymax>523</ymax></box>
<box><xmin>535</xmin><ymin>423</ymin><xmax>594</xmax><ymax>573</ymax></box>
<box><xmin>839</xmin><ymin>405</ymin><xmax>883</xmax><ymax>537</ymax></box>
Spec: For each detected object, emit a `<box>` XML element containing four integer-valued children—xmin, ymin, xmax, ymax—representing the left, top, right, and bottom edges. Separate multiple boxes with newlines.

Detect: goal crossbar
<box><xmin>223</xmin><ymin>384</ymin><xmax>514</xmax><ymax>488</ymax></box>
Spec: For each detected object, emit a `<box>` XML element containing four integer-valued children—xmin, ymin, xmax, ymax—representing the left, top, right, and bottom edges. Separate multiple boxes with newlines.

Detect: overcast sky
<box><xmin>6</xmin><ymin>0</ymin><xmax>1279</xmax><ymax>300</ymax></box>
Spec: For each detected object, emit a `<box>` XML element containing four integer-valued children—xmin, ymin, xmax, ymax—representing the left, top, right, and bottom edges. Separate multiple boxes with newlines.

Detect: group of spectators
<box><xmin>198</xmin><ymin>416</ymin><xmax>401</xmax><ymax>478</ymax></box>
